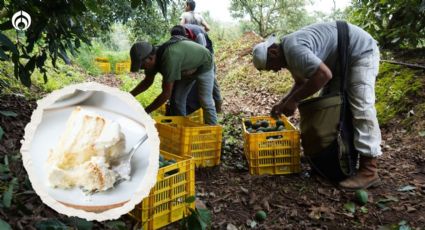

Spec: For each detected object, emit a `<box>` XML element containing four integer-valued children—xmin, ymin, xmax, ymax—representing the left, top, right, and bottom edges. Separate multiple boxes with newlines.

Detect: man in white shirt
<box><xmin>180</xmin><ymin>0</ymin><xmax>210</xmax><ymax>32</ymax></box>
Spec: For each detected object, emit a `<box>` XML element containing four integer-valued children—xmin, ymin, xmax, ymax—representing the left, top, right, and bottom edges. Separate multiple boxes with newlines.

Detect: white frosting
<box><xmin>47</xmin><ymin>107</ymin><xmax>125</xmax><ymax>193</ymax></box>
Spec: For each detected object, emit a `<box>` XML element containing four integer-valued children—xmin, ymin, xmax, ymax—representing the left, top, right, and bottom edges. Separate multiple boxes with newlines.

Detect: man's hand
<box><xmin>281</xmin><ymin>98</ymin><xmax>298</xmax><ymax>116</ymax></box>
<box><xmin>270</xmin><ymin>98</ymin><xmax>298</xmax><ymax>119</ymax></box>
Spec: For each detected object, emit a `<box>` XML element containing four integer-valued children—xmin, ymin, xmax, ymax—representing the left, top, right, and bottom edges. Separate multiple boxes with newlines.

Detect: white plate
<box><xmin>46</xmin><ymin>91</ymin><xmax>94</xmax><ymax>110</ymax></box>
<box><xmin>29</xmin><ymin>106</ymin><xmax>152</xmax><ymax>207</ymax></box>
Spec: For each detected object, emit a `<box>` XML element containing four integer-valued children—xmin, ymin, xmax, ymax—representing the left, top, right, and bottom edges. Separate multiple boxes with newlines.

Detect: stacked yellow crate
<box><xmin>242</xmin><ymin>116</ymin><xmax>301</xmax><ymax>175</ymax></box>
<box><xmin>129</xmin><ymin>151</ymin><xmax>195</xmax><ymax>229</ymax></box>
<box><xmin>154</xmin><ymin>116</ymin><xmax>222</xmax><ymax>167</ymax></box>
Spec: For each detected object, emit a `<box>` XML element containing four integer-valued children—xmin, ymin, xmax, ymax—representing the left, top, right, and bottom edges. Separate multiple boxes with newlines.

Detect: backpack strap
<box><xmin>184</xmin><ymin>27</ymin><xmax>197</xmax><ymax>41</ymax></box>
<box><xmin>336</xmin><ymin>21</ymin><xmax>350</xmax><ymax>124</ymax></box>
<box><xmin>336</xmin><ymin>21</ymin><xmax>358</xmax><ymax>176</ymax></box>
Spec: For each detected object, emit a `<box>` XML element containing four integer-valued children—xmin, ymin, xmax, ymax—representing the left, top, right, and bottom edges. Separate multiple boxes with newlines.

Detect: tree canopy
<box><xmin>0</xmin><ymin>0</ymin><xmax>175</xmax><ymax>87</ymax></box>
<box><xmin>229</xmin><ymin>0</ymin><xmax>311</xmax><ymax>37</ymax></box>
<box><xmin>349</xmin><ymin>0</ymin><xmax>425</xmax><ymax>49</ymax></box>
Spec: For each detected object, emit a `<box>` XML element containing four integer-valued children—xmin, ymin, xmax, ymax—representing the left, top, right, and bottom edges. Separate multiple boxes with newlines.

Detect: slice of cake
<box><xmin>46</xmin><ymin>107</ymin><xmax>125</xmax><ymax>193</ymax></box>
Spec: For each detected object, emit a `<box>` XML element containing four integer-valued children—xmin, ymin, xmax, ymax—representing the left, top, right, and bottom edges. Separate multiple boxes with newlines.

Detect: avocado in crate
<box><xmin>154</xmin><ymin>116</ymin><xmax>222</xmax><ymax>167</ymax></box>
<box><xmin>242</xmin><ymin>116</ymin><xmax>301</xmax><ymax>175</ymax></box>
<box><xmin>129</xmin><ymin>151</ymin><xmax>195</xmax><ymax>230</ymax></box>
<box><xmin>244</xmin><ymin>119</ymin><xmax>286</xmax><ymax>133</ymax></box>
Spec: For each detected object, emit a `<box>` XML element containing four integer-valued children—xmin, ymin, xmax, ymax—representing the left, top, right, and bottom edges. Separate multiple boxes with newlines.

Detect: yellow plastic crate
<box><xmin>115</xmin><ymin>61</ymin><xmax>131</xmax><ymax>74</ymax></box>
<box><xmin>187</xmin><ymin>109</ymin><xmax>203</xmax><ymax>124</ymax></box>
<box><xmin>154</xmin><ymin>116</ymin><xmax>222</xmax><ymax>167</ymax></box>
<box><xmin>95</xmin><ymin>62</ymin><xmax>111</xmax><ymax>73</ymax></box>
<box><xmin>129</xmin><ymin>151</ymin><xmax>195</xmax><ymax>229</ymax></box>
<box><xmin>242</xmin><ymin>116</ymin><xmax>301</xmax><ymax>175</ymax></box>
<box><xmin>153</xmin><ymin>104</ymin><xmax>204</xmax><ymax>124</ymax></box>
<box><xmin>95</xmin><ymin>57</ymin><xmax>109</xmax><ymax>62</ymax></box>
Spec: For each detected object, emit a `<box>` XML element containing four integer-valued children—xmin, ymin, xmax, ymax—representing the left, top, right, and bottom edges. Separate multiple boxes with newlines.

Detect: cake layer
<box><xmin>46</xmin><ymin>107</ymin><xmax>125</xmax><ymax>193</ymax></box>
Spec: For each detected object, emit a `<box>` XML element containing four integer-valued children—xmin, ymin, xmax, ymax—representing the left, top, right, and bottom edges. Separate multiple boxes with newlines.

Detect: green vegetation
<box><xmin>76</xmin><ymin>43</ymin><xmax>130</xmax><ymax>76</ymax></box>
<box><xmin>0</xmin><ymin>0</ymin><xmax>173</xmax><ymax>86</ymax></box>
<box><xmin>349</xmin><ymin>0</ymin><xmax>425</xmax><ymax>49</ymax></box>
<box><xmin>32</xmin><ymin>64</ymin><xmax>86</xmax><ymax>93</ymax></box>
<box><xmin>230</xmin><ymin>0</ymin><xmax>314</xmax><ymax>36</ymax></box>
<box><xmin>74</xmin><ymin>43</ymin><xmax>103</xmax><ymax>76</ymax></box>
<box><xmin>117</xmin><ymin>74</ymin><xmax>162</xmax><ymax>108</ymax></box>
<box><xmin>0</xmin><ymin>60</ymin><xmax>85</xmax><ymax>98</ymax></box>
<box><xmin>0</xmin><ymin>61</ymin><xmax>31</xmax><ymax>97</ymax></box>
<box><xmin>221</xmin><ymin>65</ymin><xmax>293</xmax><ymax>95</ymax></box>
<box><xmin>375</xmin><ymin>63</ymin><xmax>423</xmax><ymax>125</ymax></box>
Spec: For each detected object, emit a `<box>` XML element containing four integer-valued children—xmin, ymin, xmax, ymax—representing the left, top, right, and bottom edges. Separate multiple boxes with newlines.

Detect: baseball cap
<box><xmin>252</xmin><ymin>35</ymin><xmax>277</xmax><ymax>70</ymax></box>
<box><xmin>130</xmin><ymin>41</ymin><xmax>153</xmax><ymax>72</ymax></box>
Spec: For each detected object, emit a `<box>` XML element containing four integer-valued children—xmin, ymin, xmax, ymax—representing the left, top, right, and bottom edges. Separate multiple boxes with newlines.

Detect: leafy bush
<box><xmin>32</xmin><ymin>66</ymin><xmax>86</xmax><ymax>93</ymax></box>
<box><xmin>1</xmin><ymin>59</ymin><xmax>85</xmax><ymax>97</ymax></box>
<box><xmin>375</xmin><ymin>63</ymin><xmax>423</xmax><ymax>125</ymax></box>
<box><xmin>0</xmin><ymin>0</ymin><xmax>171</xmax><ymax>87</ymax></box>
<box><xmin>74</xmin><ymin>43</ymin><xmax>103</xmax><ymax>76</ymax></box>
<box><xmin>0</xmin><ymin>61</ymin><xmax>31</xmax><ymax>97</ymax></box>
<box><xmin>117</xmin><ymin>74</ymin><xmax>162</xmax><ymax>108</ymax></box>
<box><xmin>349</xmin><ymin>0</ymin><xmax>425</xmax><ymax>49</ymax></box>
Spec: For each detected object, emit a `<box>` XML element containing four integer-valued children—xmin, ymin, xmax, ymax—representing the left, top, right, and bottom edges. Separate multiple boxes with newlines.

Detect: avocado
<box><xmin>260</xmin><ymin>120</ymin><xmax>269</xmax><ymax>128</ymax></box>
<box><xmin>255</xmin><ymin>210</ymin><xmax>267</xmax><ymax>221</ymax></box>
<box><xmin>244</xmin><ymin>120</ymin><xmax>252</xmax><ymax>128</ymax></box>
<box><xmin>159</xmin><ymin>161</ymin><xmax>166</xmax><ymax>168</ymax></box>
<box><xmin>252</xmin><ymin>123</ymin><xmax>260</xmax><ymax>129</ymax></box>
<box><xmin>257</xmin><ymin>127</ymin><xmax>266</xmax><ymax>132</ymax></box>
<box><xmin>275</xmin><ymin>120</ymin><xmax>284</xmax><ymax>127</ymax></box>
<box><xmin>355</xmin><ymin>189</ymin><xmax>368</xmax><ymax>205</ymax></box>
<box><xmin>267</xmin><ymin>127</ymin><xmax>277</xmax><ymax>132</ymax></box>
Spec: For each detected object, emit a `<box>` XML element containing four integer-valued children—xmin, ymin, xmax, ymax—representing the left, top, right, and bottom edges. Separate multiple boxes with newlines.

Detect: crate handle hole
<box><xmin>266</xmin><ymin>135</ymin><xmax>283</xmax><ymax>140</ymax></box>
<box><xmin>199</xmin><ymin>130</ymin><xmax>212</xmax><ymax>134</ymax></box>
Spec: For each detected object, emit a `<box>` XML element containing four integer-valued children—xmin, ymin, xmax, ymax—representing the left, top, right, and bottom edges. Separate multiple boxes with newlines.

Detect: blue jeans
<box><xmin>170</xmin><ymin>67</ymin><xmax>217</xmax><ymax>125</ymax></box>
<box><xmin>185</xmin><ymin>77</ymin><xmax>222</xmax><ymax>115</ymax></box>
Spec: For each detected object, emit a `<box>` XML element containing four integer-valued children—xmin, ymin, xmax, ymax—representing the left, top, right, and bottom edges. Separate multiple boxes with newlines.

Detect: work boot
<box><xmin>339</xmin><ymin>156</ymin><xmax>380</xmax><ymax>190</ymax></box>
<box><xmin>215</xmin><ymin>100</ymin><xmax>223</xmax><ymax>113</ymax></box>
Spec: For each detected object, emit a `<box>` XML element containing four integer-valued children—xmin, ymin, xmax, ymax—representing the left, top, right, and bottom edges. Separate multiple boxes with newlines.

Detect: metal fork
<box><xmin>112</xmin><ymin>134</ymin><xmax>148</xmax><ymax>181</ymax></box>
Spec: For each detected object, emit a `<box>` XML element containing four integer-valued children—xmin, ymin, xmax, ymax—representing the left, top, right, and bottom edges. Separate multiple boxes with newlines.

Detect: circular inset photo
<box><xmin>20</xmin><ymin>82</ymin><xmax>160</xmax><ymax>221</ymax></box>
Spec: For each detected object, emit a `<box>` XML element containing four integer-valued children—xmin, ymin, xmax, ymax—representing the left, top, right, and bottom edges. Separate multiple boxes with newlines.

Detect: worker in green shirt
<box><xmin>129</xmin><ymin>38</ymin><xmax>218</xmax><ymax>125</ymax></box>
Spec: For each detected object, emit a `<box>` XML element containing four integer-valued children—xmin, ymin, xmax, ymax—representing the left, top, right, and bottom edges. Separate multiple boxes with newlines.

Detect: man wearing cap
<box><xmin>252</xmin><ymin>22</ymin><xmax>381</xmax><ymax>190</ymax></box>
<box><xmin>129</xmin><ymin>39</ymin><xmax>217</xmax><ymax>125</ymax></box>
<box><xmin>170</xmin><ymin>24</ymin><xmax>223</xmax><ymax>114</ymax></box>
